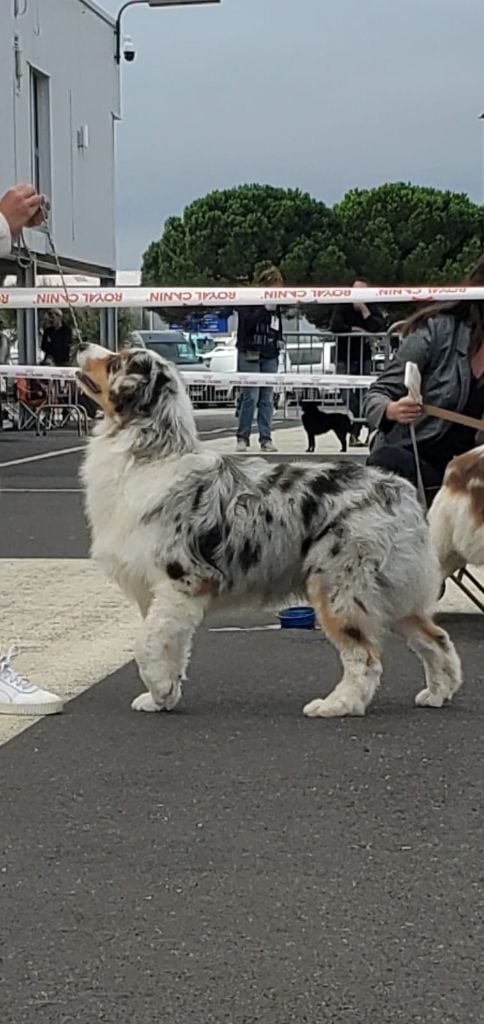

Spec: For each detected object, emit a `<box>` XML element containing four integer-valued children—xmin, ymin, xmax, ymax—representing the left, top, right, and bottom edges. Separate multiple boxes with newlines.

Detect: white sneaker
<box><xmin>260</xmin><ymin>439</ymin><xmax>278</xmax><ymax>452</ymax></box>
<box><xmin>236</xmin><ymin>438</ymin><xmax>249</xmax><ymax>452</ymax></box>
<box><xmin>0</xmin><ymin>645</ymin><xmax>64</xmax><ymax>716</ymax></box>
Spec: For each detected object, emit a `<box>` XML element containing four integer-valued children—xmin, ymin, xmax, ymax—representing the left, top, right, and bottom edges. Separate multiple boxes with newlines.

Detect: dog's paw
<box><xmin>164</xmin><ymin>679</ymin><xmax>183</xmax><ymax>711</ymax></box>
<box><xmin>131</xmin><ymin>680</ymin><xmax>183</xmax><ymax>714</ymax></box>
<box><xmin>131</xmin><ymin>692</ymin><xmax>164</xmax><ymax>713</ymax></box>
<box><xmin>415</xmin><ymin>688</ymin><xmax>445</xmax><ymax>709</ymax></box>
<box><xmin>303</xmin><ymin>695</ymin><xmax>366</xmax><ymax>718</ymax></box>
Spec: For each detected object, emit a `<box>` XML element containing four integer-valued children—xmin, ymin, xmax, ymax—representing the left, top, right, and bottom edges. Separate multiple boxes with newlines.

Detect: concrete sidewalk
<box><xmin>205</xmin><ymin>421</ymin><xmax>365</xmax><ymax>457</ymax></box>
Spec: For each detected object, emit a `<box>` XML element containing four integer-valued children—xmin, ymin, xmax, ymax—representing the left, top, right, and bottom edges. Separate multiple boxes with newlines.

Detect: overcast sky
<box><xmin>101</xmin><ymin>0</ymin><xmax>484</xmax><ymax>271</ymax></box>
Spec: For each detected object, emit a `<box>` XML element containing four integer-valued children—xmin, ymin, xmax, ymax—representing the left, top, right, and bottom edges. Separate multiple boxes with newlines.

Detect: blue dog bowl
<box><xmin>278</xmin><ymin>606</ymin><xmax>316</xmax><ymax>630</ymax></box>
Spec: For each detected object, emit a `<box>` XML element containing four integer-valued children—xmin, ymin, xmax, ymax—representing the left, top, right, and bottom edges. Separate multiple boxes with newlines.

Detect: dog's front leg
<box><xmin>110</xmin><ymin>566</ymin><xmax>153</xmax><ymax>619</ymax></box>
<box><xmin>131</xmin><ymin>578</ymin><xmax>211</xmax><ymax>713</ymax></box>
<box><xmin>339</xmin><ymin>432</ymin><xmax>348</xmax><ymax>453</ymax></box>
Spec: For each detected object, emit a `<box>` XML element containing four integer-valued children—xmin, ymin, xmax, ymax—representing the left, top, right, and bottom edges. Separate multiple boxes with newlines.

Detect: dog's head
<box><xmin>76</xmin><ymin>343</ymin><xmax>198</xmax><ymax>455</ymax></box>
<box><xmin>443</xmin><ymin>444</ymin><xmax>484</xmax><ymax>529</ymax></box>
<box><xmin>76</xmin><ymin>343</ymin><xmax>178</xmax><ymax>421</ymax></box>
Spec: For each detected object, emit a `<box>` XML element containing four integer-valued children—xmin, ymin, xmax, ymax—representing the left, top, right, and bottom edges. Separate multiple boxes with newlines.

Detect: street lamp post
<box><xmin>479</xmin><ymin>113</ymin><xmax>484</xmax><ymax>208</ymax></box>
<box><xmin>115</xmin><ymin>0</ymin><xmax>220</xmax><ymax>63</ymax></box>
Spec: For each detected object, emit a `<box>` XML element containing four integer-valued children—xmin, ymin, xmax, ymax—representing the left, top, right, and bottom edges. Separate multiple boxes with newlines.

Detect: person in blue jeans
<box><xmin>236</xmin><ymin>266</ymin><xmax>284</xmax><ymax>453</ymax></box>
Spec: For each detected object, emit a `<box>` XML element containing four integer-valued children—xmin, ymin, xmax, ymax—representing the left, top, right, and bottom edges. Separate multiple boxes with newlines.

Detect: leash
<box><xmin>14</xmin><ymin>196</ymin><xmax>83</xmax><ymax>346</ymax></box>
<box><xmin>409</xmin><ymin>422</ymin><xmax>427</xmax><ymax>509</ymax></box>
<box><xmin>404</xmin><ymin>363</ymin><xmax>428</xmax><ymax>508</ymax></box>
<box><xmin>421</xmin><ymin>403</ymin><xmax>484</xmax><ymax>433</ymax></box>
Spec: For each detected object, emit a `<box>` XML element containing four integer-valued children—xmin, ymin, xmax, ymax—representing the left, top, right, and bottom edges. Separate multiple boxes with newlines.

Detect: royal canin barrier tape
<box><xmin>0</xmin><ymin>366</ymin><xmax>375</xmax><ymax>389</ymax></box>
<box><xmin>0</xmin><ymin>284</ymin><xmax>481</xmax><ymax>309</ymax></box>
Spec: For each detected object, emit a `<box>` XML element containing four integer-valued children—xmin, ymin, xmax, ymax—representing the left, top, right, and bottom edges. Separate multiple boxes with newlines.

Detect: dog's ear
<box><xmin>110</xmin><ymin>353</ymin><xmax>173</xmax><ymax>416</ymax></box>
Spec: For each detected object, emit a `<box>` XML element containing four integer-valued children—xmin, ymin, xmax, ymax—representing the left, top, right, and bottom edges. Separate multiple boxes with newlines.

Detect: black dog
<box><xmin>301</xmin><ymin>402</ymin><xmax>354</xmax><ymax>453</ymax></box>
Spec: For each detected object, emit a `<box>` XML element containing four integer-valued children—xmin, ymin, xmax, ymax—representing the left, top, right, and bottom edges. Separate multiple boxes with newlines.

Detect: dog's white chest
<box><xmin>83</xmin><ymin>446</ymin><xmax>127</xmax><ymax>532</ymax></box>
<box><xmin>82</xmin><ymin>443</ymin><xmax>152</xmax><ymax>574</ymax></box>
<box><xmin>81</xmin><ymin>439</ymin><xmax>208</xmax><ymax>586</ymax></box>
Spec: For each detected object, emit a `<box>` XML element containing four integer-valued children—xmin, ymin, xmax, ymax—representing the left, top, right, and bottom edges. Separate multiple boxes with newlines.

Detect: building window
<box><xmin>30</xmin><ymin>68</ymin><xmax>51</xmax><ymax>198</ymax></box>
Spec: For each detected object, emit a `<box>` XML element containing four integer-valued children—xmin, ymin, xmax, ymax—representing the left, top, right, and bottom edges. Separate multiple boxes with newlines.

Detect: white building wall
<box><xmin>0</xmin><ymin>0</ymin><xmax>120</xmax><ymax>274</ymax></box>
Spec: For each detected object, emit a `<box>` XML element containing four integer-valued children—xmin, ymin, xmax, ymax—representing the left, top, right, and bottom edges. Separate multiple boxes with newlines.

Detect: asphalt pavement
<box><xmin>1</xmin><ymin>427</ymin><xmax>483</xmax><ymax>1024</ymax></box>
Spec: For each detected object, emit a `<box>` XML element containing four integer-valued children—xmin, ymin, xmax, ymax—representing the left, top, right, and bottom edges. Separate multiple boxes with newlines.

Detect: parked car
<box><xmin>281</xmin><ymin>336</ymin><xmax>336</xmax><ymax>403</ymax></box>
<box><xmin>204</xmin><ymin>336</ymin><xmax>237</xmax><ymax>402</ymax></box>
<box><xmin>130</xmin><ymin>330</ymin><xmax>207</xmax><ymax>372</ymax></box>
<box><xmin>130</xmin><ymin>330</ymin><xmax>210</xmax><ymax>403</ymax></box>
<box><xmin>188</xmin><ymin>332</ymin><xmax>220</xmax><ymax>356</ymax></box>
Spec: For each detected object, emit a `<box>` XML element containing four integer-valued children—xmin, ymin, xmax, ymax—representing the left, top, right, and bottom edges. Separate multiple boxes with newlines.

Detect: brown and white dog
<box><xmin>429</xmin><ymin>445</ymin><xmax>484</xmax><ymax>578</ymax></box>
<box><xmin>76</xmin><ymin>343</ymin><xmax>462</xmax><ymax>718</ymax></box>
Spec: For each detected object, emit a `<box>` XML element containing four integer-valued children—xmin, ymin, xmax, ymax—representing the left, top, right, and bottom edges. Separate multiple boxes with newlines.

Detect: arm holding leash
<box><xmin>363</xmin><ymin>324</ymin><xmax>434</xmax><ymax>430</ymax></box>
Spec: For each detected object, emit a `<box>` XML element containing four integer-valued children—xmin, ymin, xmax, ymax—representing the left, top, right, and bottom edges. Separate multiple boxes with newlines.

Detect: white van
<box><xmin>280</xmin><ymin>335</ymin><xmax>337</xmax><ymax>404</ymax></box>
<box><xmin>206</xmin><ymin>338</ymin><xmax>337</xmax><ymax>407</ymax></box>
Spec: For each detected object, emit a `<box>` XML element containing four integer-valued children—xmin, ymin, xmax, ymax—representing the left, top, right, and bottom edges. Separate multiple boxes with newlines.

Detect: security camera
<box><xmin>123</xmin><ymin>36</ymin><xmax>136</xmax><ymax>62</ymax></box>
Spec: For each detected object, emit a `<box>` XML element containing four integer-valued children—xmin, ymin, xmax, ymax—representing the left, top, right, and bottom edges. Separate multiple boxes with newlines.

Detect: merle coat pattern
<box><xmin>77</xmin><ymin>344</ymin><xmax>462</xmax><ymax>719</ymax></box>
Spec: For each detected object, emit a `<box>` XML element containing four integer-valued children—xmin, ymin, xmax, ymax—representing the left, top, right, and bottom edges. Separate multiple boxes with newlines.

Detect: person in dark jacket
<box><xmin>330</xmin><ymin>278</ymin><xmax>385</xmax><ymax>444</ymax></box>
<box><xmin>364</xmin><ymin>257</ymin><xmax>484</xmax><ymax>499</ymax></box>
<box><xmin>41</xmin><ymin>311</ymin><xmax>73</xmax><ymax>366</ymax></box>
<box><xmin>236</xmin><ymin>266</ymin><xmax>284</xmax><ymax>452</ymax></box>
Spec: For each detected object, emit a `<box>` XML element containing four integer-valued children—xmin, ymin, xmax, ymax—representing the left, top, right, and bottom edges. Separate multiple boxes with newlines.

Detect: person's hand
<box><xmin>0</xmin><ymin>184</ymin><xmax>43</xmax><ymax>237</ymax></box>
<box><xmin>385</xmin><ymin>396</ymin><xmax>423</xmax><ymax>424</ymax></box>
<box><xmin>353</xmin><ymin>301</ymin><xmax>369</xmax><ymax>317</ymax></box>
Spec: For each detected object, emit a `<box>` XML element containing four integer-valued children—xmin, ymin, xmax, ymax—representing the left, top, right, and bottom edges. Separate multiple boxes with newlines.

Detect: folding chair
<box><xmin>14</xmin><ymin>377</ymin><xmax>49</xmax><ymax>430</ymax></box>
<box><xmin>35</xmin><ymin>379</ymin><xmax>89</xmax><ymax>437</ymax></box>
<box><xmin>448</xmin><ymin>568</ymin><xmax>484</xmax><ymax>614</ymax></box>
<box><xmin>36</xmin><ymin>402</ymin><xmax>88</xmax><ymax>437</ymax></box>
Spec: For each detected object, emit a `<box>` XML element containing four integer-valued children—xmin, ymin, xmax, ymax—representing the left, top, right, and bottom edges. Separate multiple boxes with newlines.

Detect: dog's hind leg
<box><xmin>335</xmin><ymin>430</ymin><xmax>348</xmax><ymax>453</ymax></box>
<box><xmin>303</xmin><ymin>577</ymin><xmax>383</xmax><ymax>718</ymax></box>
<box><xmin>396</xmin><ymin>615</ymin><xmax>462</xmax><ymax>709</ymax></box>
<box><xmin>131</xmin><ymin>578</ymin><xmax>212</xmax><ymax>713</ymax></box>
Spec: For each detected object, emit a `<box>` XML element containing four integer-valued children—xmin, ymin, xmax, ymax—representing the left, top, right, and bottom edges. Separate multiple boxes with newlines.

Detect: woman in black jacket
<box><xmin>364</xmin><ymin>259</ymin><xmax>484</xmax><ymax>495</ymax></box>
<box><xmin>330</xmin><ymin>278</ymin><xmax>385</xmax><ymax>444</ymax></box>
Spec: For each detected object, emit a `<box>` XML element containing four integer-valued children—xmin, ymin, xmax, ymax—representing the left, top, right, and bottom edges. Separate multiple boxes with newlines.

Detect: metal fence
<box><xmin>0</xmin><ymin>376</ymin><xmax>89</xmax><ymax>434</ymax></box>
<box><xmin>186</xmin><ymin>329</ymin><xmax>400</xmax><ymax>421</ymax></box>
<box><xmin>0</xmin><ymin>329</ymin><xmax>401</xmax><ymax>433</ymax></box>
